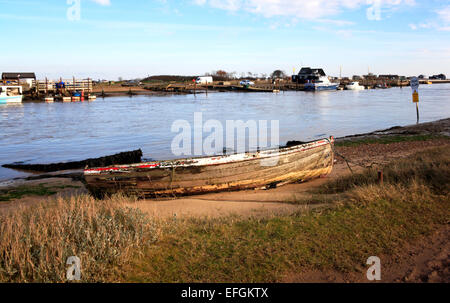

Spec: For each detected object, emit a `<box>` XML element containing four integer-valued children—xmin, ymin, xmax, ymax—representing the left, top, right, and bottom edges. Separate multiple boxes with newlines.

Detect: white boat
<box><xmin>304</xmin><ymin>76</ymin><xmax>338</xmax><ymax>91</ymax></box>
<box><xmin>0</xmin><ymin>86</ymin><xmax>23</xmax><ymax>104</ymax></box>
<box><xmin>346</xmin><ymin>82</ymin><xmax>365</xmax><ymax>90</ymax></box>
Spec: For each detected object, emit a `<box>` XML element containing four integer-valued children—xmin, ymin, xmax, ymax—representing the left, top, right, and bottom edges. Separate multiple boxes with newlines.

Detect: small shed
<box><xmin>2</xmin><ymin>72</ymin><xmax>36</xmax><ymax>87</ymax></box>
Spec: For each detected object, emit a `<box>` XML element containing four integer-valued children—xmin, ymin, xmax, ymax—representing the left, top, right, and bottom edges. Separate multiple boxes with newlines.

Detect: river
<box><xmin>1</xmin><ymin>84</ymin><xmax>449</xmax><ymax>181</ymax></box>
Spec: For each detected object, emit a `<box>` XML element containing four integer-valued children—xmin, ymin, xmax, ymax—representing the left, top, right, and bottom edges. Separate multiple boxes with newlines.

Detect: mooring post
<box><xmin>416</xmin><ymin>103</ymin><xmax>420</xmax><ymax>124</ymax></box>
<box><xmin>378</xmin><ymin>171</ymin><xmax>384</xmax><ymax>185</ymax></box>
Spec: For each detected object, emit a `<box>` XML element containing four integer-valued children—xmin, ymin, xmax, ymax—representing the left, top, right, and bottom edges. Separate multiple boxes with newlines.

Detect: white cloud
<box><xmin>437</xmin><ymin>5</ymin><xmax>450</xmax><ymax>23</ymax></box>
<box><xmin>91</xmin><ymin>0</ymin><xmax>111</xmax><ymax>6</ymax></box>
<box><xmin>192</xmin><ymin>0</ymin><xmax>415</xmax><ymax>19</ymax></box>
<box><xmin>410</xmin><ymin>5</ymin><xmax>450</xmax><ymax>32</ymax></box>
<box><xmin>409</xmin><ymin>22</ymin><xmax>434</xmax><ymax>30</ymax></box>
<box><xmin>317</xmin><ymin>19</ymin><xmax>355</xmax><ymax>26</ymax></box>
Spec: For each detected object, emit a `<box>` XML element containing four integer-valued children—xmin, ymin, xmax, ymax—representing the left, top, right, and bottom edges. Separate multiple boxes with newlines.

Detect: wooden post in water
<box><xmin>378</xmin><ymin>171</ymin><xmax>384</xmax><ymax>185</ymax></box>
<box><xmin>416</xmin><ymin>103</ymin><xmax>420</xmax><ymax>124</ymax></box>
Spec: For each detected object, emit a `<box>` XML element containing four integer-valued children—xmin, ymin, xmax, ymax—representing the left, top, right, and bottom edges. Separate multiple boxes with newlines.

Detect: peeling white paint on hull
<box><xmin>84</xmin><ymin>137</ymin><xmax>335</xmax><ymax>197</ymax></box>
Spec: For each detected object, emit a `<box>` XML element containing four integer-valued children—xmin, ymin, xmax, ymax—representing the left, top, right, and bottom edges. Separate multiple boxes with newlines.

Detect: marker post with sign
<box><xmin>410</xmin><ymin>77</ymin><xmax>420</xmax><ymax>124</ymax></box>
<box><xmin>193</xmin><ymin>78</ymin><xmax>197</xmax><ymax>97</ymax></box>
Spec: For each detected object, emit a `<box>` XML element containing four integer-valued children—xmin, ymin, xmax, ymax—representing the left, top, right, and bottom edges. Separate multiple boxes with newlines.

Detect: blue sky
<box><xmin>0</xmin><ymin>0</ymin><xmax>449</xmax><ymax>80</ymax></box>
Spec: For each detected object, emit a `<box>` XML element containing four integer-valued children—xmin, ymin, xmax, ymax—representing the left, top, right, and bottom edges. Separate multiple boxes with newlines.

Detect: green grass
<box><xmin>0</xmin><ymin>184</ymin><xmax>57</xmax><ymax>202</ymax></box>
<box><xmin>335</xmin><ymin>134</ymin><xmax>448</xmax><ymax>147</ymax></box>
<box><xmin>0</xmin><ymin>184</ymin><xmax>81</xmax><ymax>202</ymax></box>
<box><xmin>124</xmin><ymin>147</ymin><xmax>450</xmax><ymax>283</ymax></box>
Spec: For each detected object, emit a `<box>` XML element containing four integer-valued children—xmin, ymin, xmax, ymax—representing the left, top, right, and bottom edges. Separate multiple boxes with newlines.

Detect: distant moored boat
<box><xmin>304</xmin><ymin>76</ymin><xmax>338</xmax><ymax>91</ymax></box>
<box><xmin>0</xmin><ymin>86</ymin><xmax>23</xmax><ymax>104</ymax></box>
<box><xmin>346</xmin><ymin>82</ymin><xmax>365</xmax><ymax>90</ymax></box>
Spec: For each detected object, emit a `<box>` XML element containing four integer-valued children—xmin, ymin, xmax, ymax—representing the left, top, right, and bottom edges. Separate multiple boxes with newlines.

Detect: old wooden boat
<box><xmin>84</xmin><ymin>137</ymin><xmax>335</xmax><ymax>197</ymax></box>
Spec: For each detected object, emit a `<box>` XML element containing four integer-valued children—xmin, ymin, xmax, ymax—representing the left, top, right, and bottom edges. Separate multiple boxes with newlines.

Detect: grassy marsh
<box><xmin>0</xmin><ymin>144</ymin><xmax>448</xmax><ymax>283</ymax></box>
<box><xmin>125</xmin><ymin>147</ymin><xmax>450</xmax><ymax>282</ymax></box>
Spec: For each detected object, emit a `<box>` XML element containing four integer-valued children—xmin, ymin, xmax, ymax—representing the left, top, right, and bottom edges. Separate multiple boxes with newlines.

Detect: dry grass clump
<box><xmin>0</xmin><ymin>194</ymin><xmax>157</xmax><ymax>282</ymax></box>
<box><xmin>319</xmin><ymin>147</ymin><xmax>450</xmax><ymax>194</ymax></box>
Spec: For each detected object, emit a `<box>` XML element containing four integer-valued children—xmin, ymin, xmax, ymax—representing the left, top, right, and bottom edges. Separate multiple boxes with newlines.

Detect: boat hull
<box><xmin>346</xmin><ymin>86</ymin><xmax>365</xmax><ymax>91</ymax></box>
<box><xmin>84</xmin><ymin>138</ymin><xmax>335</xmax><ymax>198</ymax></box>
<box><xmin>0</xmin><ymin>95</ymin><xmax>23</xmax><ymax>104</ymax></box>
<box><xmin>304</xmin><ymin>84</ymin><xmax>338</xmax><ymax>91</ymax></box>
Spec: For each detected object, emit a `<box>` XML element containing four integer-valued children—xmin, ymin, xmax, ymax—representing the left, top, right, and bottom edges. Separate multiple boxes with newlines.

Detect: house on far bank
<box><xmin>2</xmin><ymin>72</ymin><xmax>36</xmax><ymax>87</ymax></box>
<box><xmin>292</xmin><ymin>67</ymin><xmax>326</xmax><ymax>83</ymax></box>
<box><xmin>430</xmin><ymin>74</ymin><xmax>446</xmax><ymax>80</ymax></box>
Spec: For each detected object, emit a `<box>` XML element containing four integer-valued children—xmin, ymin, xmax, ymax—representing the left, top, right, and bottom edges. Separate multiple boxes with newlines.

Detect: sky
<box><xmin>0</xmin><ymin>0</ymin><xmax>449</xmax><ymax>80</ymax></box>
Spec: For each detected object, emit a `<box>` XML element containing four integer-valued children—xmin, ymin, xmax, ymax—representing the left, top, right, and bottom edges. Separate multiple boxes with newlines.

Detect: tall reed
<box><xmin>0</xmin><ymin>194</ymin><xmax>157</xmax><ymax>282</ymax></box>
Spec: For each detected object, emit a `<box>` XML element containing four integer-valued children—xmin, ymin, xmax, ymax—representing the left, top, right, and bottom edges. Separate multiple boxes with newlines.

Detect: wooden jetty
<box><xmin>34</xmin><ymin>78</ymin><xmax>93</xmax><ymax>96</ymax></box>
<box><xmin>9</xmin><ymin>77</ymin><xmax>97</xmax><ymax>101</ymax></box>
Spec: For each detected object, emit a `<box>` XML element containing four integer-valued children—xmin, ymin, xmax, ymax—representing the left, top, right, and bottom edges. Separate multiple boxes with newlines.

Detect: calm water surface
<box><xmin>1</xmin><ymin>84</ymin><xmax>449</xmax><ymax>180</ymax></box>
